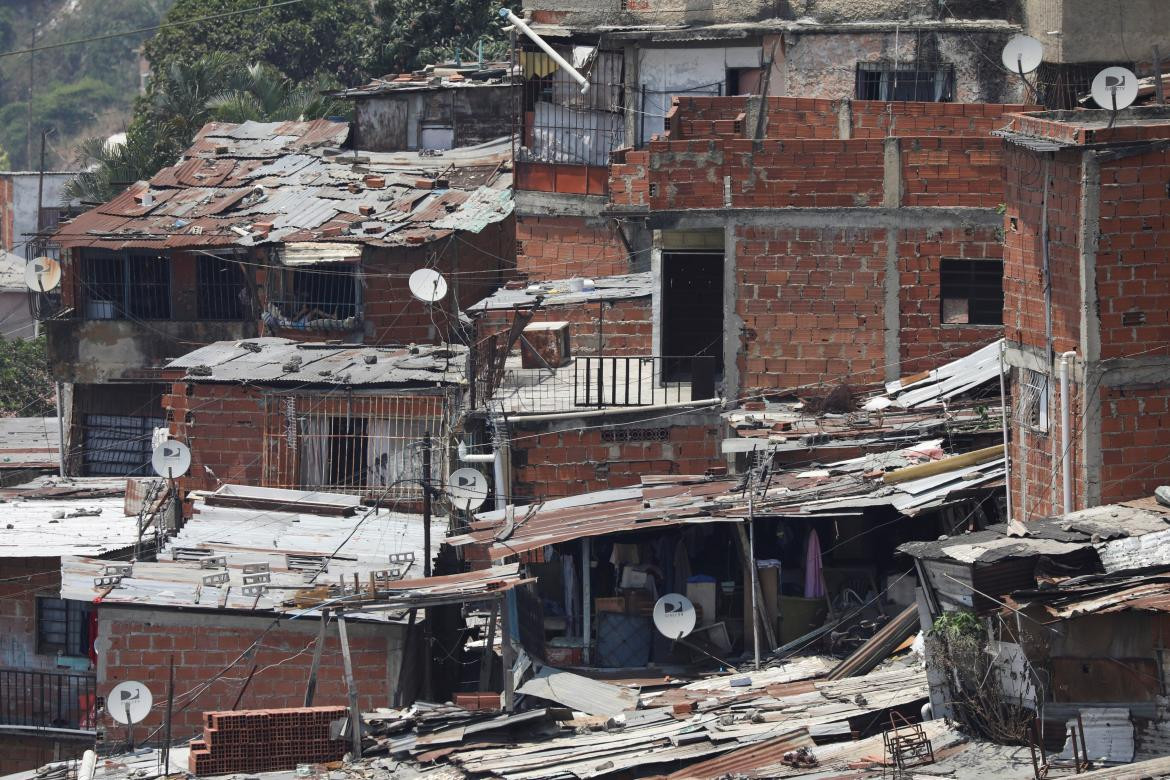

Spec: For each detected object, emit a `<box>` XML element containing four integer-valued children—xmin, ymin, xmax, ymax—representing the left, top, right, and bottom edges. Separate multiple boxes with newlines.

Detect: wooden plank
<box><xmin>337</xmin><ymin>615</ymin><xmax>363</xmax><ymax>759</ymax></box>
<box><xmin>735</xmin><ymin>523</ymin><xmax>778</xmax><ymax>651</ymax></box>
<box><xmin>304</xmin><ymin>608</ymin><xmax>329</xmax><ymax>706</ymax></box>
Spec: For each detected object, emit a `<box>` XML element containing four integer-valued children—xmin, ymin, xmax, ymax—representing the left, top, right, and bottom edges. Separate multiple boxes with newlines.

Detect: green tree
<box><xmin>0</xmin><ymin>335</ymin><xmax>55</xmax><ymax>417</ymax></box>
<box><xmin>372</xmin><ymin>0</ymin><xmax>508</xmax><ymax>74</ymax></box>
<box><xmin>142</xmin><ymin>0</ymin><xmax>375</xmax><ymax>86</ymax></box>
<box><xmin>206</xmin><ymin>63</ymin><xmax>347</xmax><ymax>124</ymax></box>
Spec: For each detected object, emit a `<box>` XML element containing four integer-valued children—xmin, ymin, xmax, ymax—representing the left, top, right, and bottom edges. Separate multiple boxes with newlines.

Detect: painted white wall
<box><xmin>638</xmin><ymin>47</ymin><xmax>762</xmax><ymax>144</ymax></box>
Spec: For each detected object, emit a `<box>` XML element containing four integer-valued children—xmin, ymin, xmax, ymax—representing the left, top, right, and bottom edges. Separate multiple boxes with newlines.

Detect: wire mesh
<box><xmin>78</xmin><ymin>251</ymin><xmax>171</xmax><ymax>320</ymax></box>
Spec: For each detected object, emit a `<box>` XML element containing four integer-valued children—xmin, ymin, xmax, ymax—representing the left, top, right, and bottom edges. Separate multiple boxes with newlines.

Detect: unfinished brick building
<box><xmin>1000</xmin><ymin>106</ymin><xmax>1170</xmax><ymax>518</ymax></box>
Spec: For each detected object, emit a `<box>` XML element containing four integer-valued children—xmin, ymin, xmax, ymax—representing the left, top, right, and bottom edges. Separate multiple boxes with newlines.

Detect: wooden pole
<box><xmin>337</xmin><ymin>615</ymin><xmax>363</xmax><ymax>760</ymax></box>
<box><xmin>581</xmin><ymin>537</ymin><xmax>591</xmax><ymax>665</ymax></box>
<box><xmin>304</xmin><ymin>608</ymin><xmax>329</xmax><ymax>707</ymax></box>
<box><xmin>421</xmin><ymin>433</ymin><xmax>434</xmax><ymax>703</ymax></box>
<box><xmin>500</xmin><ymin>594</ymin><xmax>516</xmax><ymax>712</ymax></box>
<box><xmin>735</xmin><ymin>523</ymin><xmax>777</xmax><ymax>651</ymax></box>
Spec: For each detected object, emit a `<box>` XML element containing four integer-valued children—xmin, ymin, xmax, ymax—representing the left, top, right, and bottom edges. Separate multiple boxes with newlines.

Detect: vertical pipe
<box><xmin>163</xmin><ymin>655</ymin><xmax>174</xmax><ymax>773</ymax></box>
<box><xmin>54</xmin><ymin>381</ymin><xmax>65</xmax><ymax>477</ymax></box>
<box><xmin>748</xmin><ymin>494</ymin><xmax>760</xmax><ymax>670</ymax></box>
<box><xmin>1059</xmin><ymin>351</ymin><xmax>1076</xmax><ymax>516</ymax></box>
<box><xmin>581</xmin><ymin>537</ymin><xmax>592</xmax><ymax>665</ymax></box>
<box><xmin>500</xmin><ymin>593</ymin><xmax>515</xmax><ymax>712</ymax></box>
<box><xmin>999</xmin><ymin>341</ymin><xmax>1013</xmax><ymax>523</ymax></box>
<box><xmin>422</xmin><ymin>433</ymin><xmax>432</xmax><ymax>577</ymax></box>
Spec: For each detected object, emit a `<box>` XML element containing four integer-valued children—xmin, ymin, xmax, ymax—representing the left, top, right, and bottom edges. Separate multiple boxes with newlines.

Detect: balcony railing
<box><xmin>476</xmin><ymin>354</ymin><xmax>718</xmax><ymax>415</ymax></box>
<box><xmin>0</xmin><ymin>668</ymin><xmax>97</xmax><ymax>732</ymax></box>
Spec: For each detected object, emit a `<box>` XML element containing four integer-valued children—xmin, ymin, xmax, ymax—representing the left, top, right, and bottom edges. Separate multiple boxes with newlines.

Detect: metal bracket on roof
<box><xmin>202</xmin><ymin>572</ymin><xmax>230</xmax><ymax>586</ymax></box>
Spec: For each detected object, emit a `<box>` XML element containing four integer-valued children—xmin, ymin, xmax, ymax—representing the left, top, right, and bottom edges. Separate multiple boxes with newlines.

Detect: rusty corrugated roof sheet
<box><xmin>54</xmin><ymin>119</ymin><xmax>512</xmax><ymax>251</ymax></box>
<box><xmin>665</xmin><ymin>728</ymin><xmax>814</xmax><ymax>780</ymax></box>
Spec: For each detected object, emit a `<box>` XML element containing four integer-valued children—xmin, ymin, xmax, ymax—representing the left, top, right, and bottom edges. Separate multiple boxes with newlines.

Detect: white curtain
<box><xmin>299</xmin><ymin>415</ymin><xmax>328</xmax><ymax>489</ymax></box>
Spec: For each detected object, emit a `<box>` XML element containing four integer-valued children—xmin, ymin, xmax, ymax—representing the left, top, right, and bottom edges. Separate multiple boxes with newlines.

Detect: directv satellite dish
<box><xmin>653</xmin><ymin>593</ymin><xmax>697</xmax><ymax>640</ymax></box>
<box><xmin>409</xmin><ymin>268</ymin><xmax>449</xmax><ymax>303</ymax></box>
<box><xmin>447</xmin><ymin>467</ymin><xmax>489</xmax><ymax>511</ymax></box>
<box><xmin>151</xmin><ymin>439</ymin><xmax>191</xmax><ymax>479</ymax></box>
<box><xmin>1001</xmin><ymin>35</ymin><xmax>1043</xmax><ymax>75</ymax></box>
<box><xmin>108</xmin><ymin>680</ymin><xmax>153</xmax><ymax>725</ymax></box>
<box><xmin>1092</xmin><ymin>66</ymin><xmax>1138</xmax><ymax>111</ymax></box>
<box><xmin>24</xmin><ymin>256</ymin><xmax>60</xmax><ymax>292</ymax></box>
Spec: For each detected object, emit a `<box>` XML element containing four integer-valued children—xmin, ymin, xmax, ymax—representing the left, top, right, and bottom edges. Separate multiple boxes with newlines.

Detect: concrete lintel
<box><xmin>644</xmin><ymin>206</ymin><xmax>1000</xmax><ymax>232</ymax></box>
<box><xmin>1097</xmin><ymin>357</ymin><xmax>1170</xmax><ymax>388</ymax></box>
<box><xmin>1003</xmin><ymin>340</ymin><xmax>1083</xmax><ymax>380</ymax></box>
<box><xmin>515</xmin><ymin>190</ymin><xmax>609</xmax><ymax>218</ymax></box>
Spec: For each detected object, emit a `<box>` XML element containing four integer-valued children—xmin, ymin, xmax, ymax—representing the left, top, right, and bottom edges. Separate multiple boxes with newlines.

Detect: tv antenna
<box><xmin>408</xmin><ymin>268</ymin><xmax>449</xmax><ymax>303</ymax></box>
<box><xmin>1001</xmin><ymin>35</ymin><xmax>1043</xmax><ymax>99</ymax></box>
<box><xmin>1092</xmin><ymin>66</ymin><xmax>1138</xmax><ymax>128</ymax></box>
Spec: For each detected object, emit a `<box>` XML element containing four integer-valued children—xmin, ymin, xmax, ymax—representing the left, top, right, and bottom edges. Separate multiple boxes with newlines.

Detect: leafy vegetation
<box><xmin>371</xmin><ymin>0</ymin><xmax>508</xmax><ymax>74</ymax></box>
<box><xmin>0</xmin><ymin>335</ymin><xmax>55</xmax><ymax>417</ymax></box>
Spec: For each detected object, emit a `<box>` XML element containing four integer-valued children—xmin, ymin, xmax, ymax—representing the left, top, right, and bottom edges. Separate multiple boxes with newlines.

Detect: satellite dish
<box><xmin>1092</xmin><ymin>66</ymin><xmax>1138</xmax><ymax>111</ymax></box>
<box><xmin>653</xmin><ymin>593</ymin><xmax>697</xmax><ymax>640</ymax></box>
<box><xmin>408</xmin><ymin>268</ymin><xmax>449</xmax><ymax>303</ymax></box>
<box><xmin>108</xmin><ymin>680</ymin><xmax>153</xmax><ymax>724</ymax></box>
<box><xmin>1001</xmin><ymin>35</ymin><xmax>1043</xmax><ymax>75</ymax></box>
<box><xmin>447</xmin><ymin>467</ymin><xmax>489</xmax><ymax>511</ymax></box>
<box><xmin>24</xmin><ymin>256</ymin><xmax>61</xmax><ymax>292</ymax></box>
<box><xmin>151</xmin><ymin>439</ymin><xmax>191</xmax><ymax>479</ymax></box>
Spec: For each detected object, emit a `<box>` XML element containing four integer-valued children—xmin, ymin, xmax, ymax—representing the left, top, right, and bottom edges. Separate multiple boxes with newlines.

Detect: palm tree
<box><xmin>207</xmin><ymin>63</ymin><xmax>347</xmax><ymax>124</ymax></box>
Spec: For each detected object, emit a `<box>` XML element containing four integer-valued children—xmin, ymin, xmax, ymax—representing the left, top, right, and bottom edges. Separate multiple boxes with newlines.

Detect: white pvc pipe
<box><xmin>457</xmin><ymin>440</ymin><xmax>507</xmax><ymax>511</ymax></box>
<box><xmin>999</xmin><ymin>342</ymin><xmax>1013</xmax><ymax>523</ymax></box>
<box><xmin>79</xmin><ymin>751</ymin><xmax>97</xmax><ymax>780</ymax></box>
<box><xmin>500</xmin><ymin>8</ymin><xmax>590</xmax><ymax>94</ymax></box>
<box><xmin>1059</xmin><ymin>351</ymin><xmax>1076</xmax><ymax>516</ymax></box>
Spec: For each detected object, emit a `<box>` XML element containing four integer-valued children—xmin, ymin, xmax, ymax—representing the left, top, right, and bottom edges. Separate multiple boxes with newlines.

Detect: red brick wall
<box><xmin>511</xmin><ymin>420</ymin><xmax>722</xmax><ymax>502</ymax></box>
<box><xmin>735</xmin><ymin>225</ymin><xmax>887</xmax><ymax>393</ymax></box>
<box><xmin>898</xmin><ymin>226</ymin><xmax>1004</xmax><ymax>374</ymax></box>
<box><xmin>1099</xmin><ymin>385</ymin><xmax>1170</xmax><ymax>505</ymax></box>
<box><xmin>0</xmin><ymin>735</ymin><xmax>88</xmax><ymax>774</ymax></box>
<box><xmin>97</xmin><ymin>609</ymin><xmax>402</xmax><ymax>739</ymax></box>
<box><xmin>0</xmin><ymin>557</ymin><xmax>62</xmax><ymax>671</ymax></box>
<box><xmin>1095</xmin><ymin>149</ymin><xmax>1170</xmax><ymax>361</ymax></box>
<box><xmin>165</xmin><ymin>381</ymin><xmax>266</xmax><ymax>496</ymax></box>
<box><xmin>515</xmin><ymin>214</ymin><xmax>630</xmax><ymax>282</ymax></box>
<box><xmin>901</xmin><ymin>138</ymin><xmax>1003</xmax><ymax>208</ymax></box>
<box><xmin>478</xmin><ymin>298</ymin><xmax>653</xmax><ymax>358</ymax></box>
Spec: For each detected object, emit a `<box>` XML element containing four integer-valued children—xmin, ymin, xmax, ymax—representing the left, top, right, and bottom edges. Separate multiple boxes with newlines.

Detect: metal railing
<box><xmin>575</xmin><ymin>355</ymin><xmax>717</xmax><ymax>408</ymax></box>
<box><xmin>0</xmin><ymin>668</ymin><xmax>97</xmax><ymax>732</ymax></box>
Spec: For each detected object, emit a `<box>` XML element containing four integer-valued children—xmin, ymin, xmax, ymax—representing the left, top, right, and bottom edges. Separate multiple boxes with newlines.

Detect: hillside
<box><xmin>0</xmin><ymin>0</ymin><xmax>175</xmax><ymax>171</ymax></box>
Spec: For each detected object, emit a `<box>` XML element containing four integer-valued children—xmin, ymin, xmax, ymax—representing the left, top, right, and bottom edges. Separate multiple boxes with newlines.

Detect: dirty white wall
<box><xmin>638</xmin><ymin>46</ymin><xmax>763</xmax><ymax>143</ymax></box>
<box><xmin>1023</xmin><ymin>0</ymin><xmax>1170</xmax><ymax>64</ymax></box>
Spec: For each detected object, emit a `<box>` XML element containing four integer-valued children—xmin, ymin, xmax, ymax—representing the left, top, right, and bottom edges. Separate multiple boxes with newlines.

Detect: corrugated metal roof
<box><xmin>0</xmin><ymin>485</ymin><xmax>135</xmax><ymax>558</ymax></box>
<box><xmin>53</xmin><ymin>120</ymin><xmax>512</xmax><ymax>251</ymax></box>
<box><xmin>60</xmin><ymin>484</ymin><xmax>447</xmax><ymax>616</ymax></box>
<box><xmin>517</xmin><ymin>666</ymin><xmax>640</xmax><ymax>716</ymax></box>
<box><xmin>166</xmin><ymin>337</ymin><xmax>467</xmax><ymax>386</ymax></box>
<box><xmin>467</xmin><ymin>272</ymin><xmax>654</xmax><ymax>312</ymax></box>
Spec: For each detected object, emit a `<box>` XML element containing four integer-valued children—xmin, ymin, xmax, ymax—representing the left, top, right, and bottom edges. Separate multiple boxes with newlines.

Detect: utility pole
<box><xmin>421</xmin><ymin>432</ymin><xmax>434</xmax><ymax>701</ymax></box>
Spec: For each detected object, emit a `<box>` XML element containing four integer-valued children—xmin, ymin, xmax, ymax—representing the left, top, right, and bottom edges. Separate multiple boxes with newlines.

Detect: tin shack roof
<box><xmin>0</xmin><ymin>416</ymin><xmax>60</xmax><ymax>469</ymax></box>
<box><xmin>166</xmin><ymin>338</ymin><xmax>467</xmax><ymax>386</ymax></box>
<box><xmin>333</xmin><ymin>64</ymin><xmax>516</xmax><ymax>98</ymax></box>
<box><xmin>0</xmin><ymin>477</ymin><xmax>134</xmax><ymax>558</ymax></box>
<box><xmin>54</xmin><ymin>119</ymin><xmax>512</xmax><ymax>251</ymax></box>
<box><xmin>60</xmin><ymin>484</ymin><xmax>447</xmax><ymax>617</ymax></box>
<box><xmin>467</xmin><ymin>272</ymin><xmax>653</xmax><ymax>312</ymax></box>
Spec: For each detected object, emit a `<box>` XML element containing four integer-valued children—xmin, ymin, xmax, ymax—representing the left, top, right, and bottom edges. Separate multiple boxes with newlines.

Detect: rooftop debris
<box><xmin>53</xmin><ymin>120</ymin><xmax>511</xmax><ymax>250</ymax></box>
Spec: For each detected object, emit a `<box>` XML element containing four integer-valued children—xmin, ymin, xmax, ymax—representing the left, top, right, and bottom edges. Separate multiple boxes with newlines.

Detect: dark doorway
<box><xmin>662</xmin><ymin>252</ymin><xmax>724</xmax><ymax>381</ymax></box>
<box><xmin>327</xmin><ymin>416</ymin><xmax>368</xmax><ymax>488</ymax></box>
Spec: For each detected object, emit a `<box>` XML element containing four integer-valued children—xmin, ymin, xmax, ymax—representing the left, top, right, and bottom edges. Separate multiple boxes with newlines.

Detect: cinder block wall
<box><xmin>96</xmin><ymin>607</ymin><xmax>406</xmax><ymax>739</ymax></box>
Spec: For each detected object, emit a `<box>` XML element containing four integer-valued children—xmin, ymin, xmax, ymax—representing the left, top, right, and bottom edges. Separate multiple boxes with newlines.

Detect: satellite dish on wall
<box><xmin>653</xmin><ymin>593</ymin><xmax>697</xmax><ymax>639</ymax></box>
<box><xmin>1092</xmin><ymin>66</ymin><xmax>1138</xmax><ymax>111</ymax></box>
<box><xmin>409</xmin><ymin>268</ymin><xmax>449</xmax><ymax>303</ymax></box>
<box><xmin>447</xmin><ymin>467</ymin><xmax>489</xmax><ymax>511</ymax></box>
<box><xmin>108</xmin><ymin>680</ymin><xmax>153</xmax><ymax>724</ymax></box>
<box><xmin>1001</xmin><ymin>35</ymin><xmax>1043</xmax><ymax>75</ymax></box>
<box><xmin>151</xmin><ymin>439</ymin><xmax>191</xmax><ymax>479</ymax></box>
<box><xmin>24</xmin><ymin>256</ymin><xmax>61</xmax><ymax>292</ymax></box>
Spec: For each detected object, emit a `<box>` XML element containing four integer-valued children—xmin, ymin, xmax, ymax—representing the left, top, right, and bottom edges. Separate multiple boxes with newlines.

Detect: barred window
<box><xmin>941</xmin><ymin>258</ymin><xmax>1003</xmax><ymax>326</ymax></box>
<box><xmin>79</xmin><ymin>250</ymin><xmax>170</xmax><ymax>320</ymax></box>
<box><xmin>197</xmin><ymin>254</ymin><xmax>248</xmax><ymax>321</ymax></box>
<box><xmin>1017</xmin><ymin>368</ymin><xmax>1050</xmax><ymax>433</ymax></box>
<box><xmin>37</xmin><ymin>597</ymin><xmax>91</xmax><ymax>657</ymax></box>
<box><xmin>856</xmin><ymin>62</ymin><xmax>954</xmax><ymax>102</ymax></box>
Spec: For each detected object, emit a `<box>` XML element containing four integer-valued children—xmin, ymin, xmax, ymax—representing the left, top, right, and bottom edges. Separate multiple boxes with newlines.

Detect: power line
<box><xmin>0</xmin><ymin>0</ymin><xmax>311</xmax><ymax>61</ymax></box>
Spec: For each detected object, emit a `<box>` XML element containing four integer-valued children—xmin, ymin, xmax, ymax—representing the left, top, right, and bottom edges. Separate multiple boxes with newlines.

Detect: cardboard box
<box><xmin>595</xmin><ymin>596</ymin><xmax>626</xmax><ymax>614</ymax></box>
<box><xmin>625</xmin><ymin>590</ymin><xmax>656</xmax><ymax>616</ymax></box>
<box><xmin>544</xmin><ymin>644</ymin><xmax>583</xmax><ymax>666</ymax></box>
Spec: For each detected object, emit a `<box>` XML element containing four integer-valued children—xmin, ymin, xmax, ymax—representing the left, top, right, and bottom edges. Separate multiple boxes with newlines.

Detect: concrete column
<box><xmin>650</xmin><ymin>231</ymin><xmax>663</xmax><ymax>359</ymax></box>
<box><xmin>722</xmin><ymin>220</ymin><xmax>742</xmax><ymax>399</ymax></box>
<box><xmin>623</xmin><ymin>44</ymin><xmax>639</xmax><ymax>147</ymax></box>
<box><xmin>883</xmin><ymin>229</ymin><xmax>901</xmax><ymax>382</ymax></box>
<box><xmin>882</xmin><ymin>137</ymin><xmax>903</xmax><ymax>208</ymax></box>
<box><xmin>836</xmin><ymin>98</ymin><xmax>853</xmax><ymax>140</ymax></box>
<box><xmin>1078</xmin><ymin>152</ymin><xmax>1102</xmax><ymax>507</ymax></box>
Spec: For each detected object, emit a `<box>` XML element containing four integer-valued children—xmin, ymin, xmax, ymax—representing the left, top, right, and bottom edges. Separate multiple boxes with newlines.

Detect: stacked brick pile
<box><xmin>188</xmin><ymin>706</ymin><xmax>348</xmax><ymax>775</ymax></box>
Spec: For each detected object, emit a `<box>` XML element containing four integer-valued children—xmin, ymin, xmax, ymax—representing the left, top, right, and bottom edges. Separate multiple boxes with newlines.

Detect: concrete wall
<box><xmin>353</xmin><ymin>85</ymin><xmax>516</xmax><ymax>152</ymax></box>
<box><xmin>95</xmin><ymin>606</ymin><xmax>409</xmax><ymax>739</ymax></box>
<box><xmin>638</xmin><ymin>47</ymin><xmax>762</xmax><ymax>144</ymax></box>
<box><xmin>0</xmin><ymin>172</ymin><xmax>77</xmax><ymax>254</ymax></box>
<box><xmin>0</xmin><ymin>735</ymin><xmax>89</xmax><ymax>775</ymax></box>
<box><xmin>0</xmin><ymin>289</ymin><xmax>35</xmax><ymax>339</ymax></box>
<box><xmin>1023</xmin><ymin>0</ymin><xmax>1170</xmax><ymax>64</ymax></box>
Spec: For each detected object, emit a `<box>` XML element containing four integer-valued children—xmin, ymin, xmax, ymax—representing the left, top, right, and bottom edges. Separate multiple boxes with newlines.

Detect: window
<box><xmin>37</xmin><ymin>597</ymin><xmax>92</xmax><ymax>657</ymax></box>
<box><xmin>940</xmin><ymin>258</ymin><xmax>1003</xmax><ymax>326</ymax></box>
<box><xmin>79</xmin><ymin>251</ymin><xmax>171</xmax><ymax>320</ymax></box>
<box><xmin>856</xmin><ymin>62</ymin><xmax>954</xmax><ymax>102</ymax></box>
<box><xmin>269</xmin><ymin>265</ymin><xmax>359</xmax><ymax>323</ymax></box>
<box><xmin>82</xmin><ymin>413</ymin><xmax>165</xmax><ymax>476</ymax></box>
<box><xmin>38</xmin><ymin>206</ymin><xmax>85</xmax><ymax>233</ymax></box>
<box><xmin>1017</xmin><ymin>368</ymin><xmax>1050</xmax><ymax>433</ymax></box>
<box><xmin>197</xmin><ymin>254</ymin><xmax>248</xmax><ymax>320</ymax></box>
